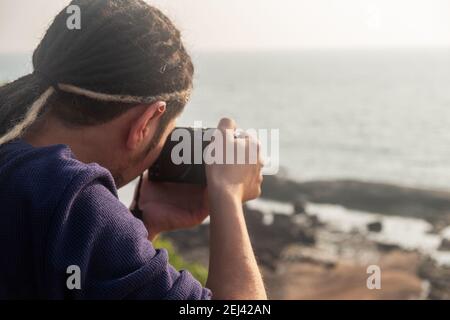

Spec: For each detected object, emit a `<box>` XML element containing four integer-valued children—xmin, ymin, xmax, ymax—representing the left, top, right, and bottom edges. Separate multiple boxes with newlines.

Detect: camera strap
<box><xmin>130</xmin><ymin>174</ymin><xmax>144</xmax><ymax>221</ymax></box>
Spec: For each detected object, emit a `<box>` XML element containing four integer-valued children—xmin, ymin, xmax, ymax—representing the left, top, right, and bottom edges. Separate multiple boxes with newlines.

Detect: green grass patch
<box><xmin>153</xmin><ymin>237</ymin><xmax>208</xmax><ymax>286</ymax></box>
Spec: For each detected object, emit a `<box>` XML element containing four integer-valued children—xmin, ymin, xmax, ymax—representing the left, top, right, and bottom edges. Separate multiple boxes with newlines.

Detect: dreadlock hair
<box><xmin>0</xmin><ymin>0</ymin><xmax>193</xmax><ymax>148</ymax></box>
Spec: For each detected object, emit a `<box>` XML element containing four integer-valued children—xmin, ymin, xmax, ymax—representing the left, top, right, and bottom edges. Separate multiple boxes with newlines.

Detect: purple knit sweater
<box><xmin>0</xmin><ymin>139</ymin><xmax>211</xmax><ymax>300</ymax></box>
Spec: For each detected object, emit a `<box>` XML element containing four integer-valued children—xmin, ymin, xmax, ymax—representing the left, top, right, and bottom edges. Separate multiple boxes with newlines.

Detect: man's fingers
<box><xmin>218</xmin><ymin>117</ymin><xmax>236</xmax><ymax>131</ymax></box>
<box><xmin>217</xmin><ymin>118</ymin><xmax>237</xmax><ymax>156</ymax></box>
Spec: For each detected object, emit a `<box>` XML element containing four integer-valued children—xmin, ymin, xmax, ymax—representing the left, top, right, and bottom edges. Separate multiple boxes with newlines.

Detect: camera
<box><xmin>148</xmin><ymin>127</ymin><xmax>213</xmax><ymax>185</ymax></box>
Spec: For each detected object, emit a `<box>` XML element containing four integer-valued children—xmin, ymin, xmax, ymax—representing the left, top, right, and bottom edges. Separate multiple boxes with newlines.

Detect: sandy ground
<box><xmin>262</xmin><ymin>250</ymin><xmax>424</xmax><ymax>300</ymax></box>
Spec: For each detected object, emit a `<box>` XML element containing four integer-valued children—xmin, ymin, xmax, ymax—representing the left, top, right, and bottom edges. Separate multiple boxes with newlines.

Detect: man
<box><xmin>0</xmin><ymin>0</ymin><xmax>266</xmax><ymax>299</ymax></box>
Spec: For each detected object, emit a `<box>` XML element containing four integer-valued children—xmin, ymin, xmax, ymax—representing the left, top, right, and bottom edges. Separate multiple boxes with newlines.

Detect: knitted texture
<box><xmin>0</xmin><ymin>139</ymin><xmax>211</xmax><ymax>300</ymax></box>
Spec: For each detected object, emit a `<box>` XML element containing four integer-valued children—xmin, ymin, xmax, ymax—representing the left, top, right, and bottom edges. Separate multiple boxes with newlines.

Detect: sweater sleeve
<box><xmin>45</xmin><ymin>179</ymin><xmax>212</xmax><ymax>300</ymax></box>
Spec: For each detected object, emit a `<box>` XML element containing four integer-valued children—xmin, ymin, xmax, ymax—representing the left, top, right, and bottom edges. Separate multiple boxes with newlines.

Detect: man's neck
<box><xmin>23</xmin><ymin>114</ymin><xmax>117</xmax><ymax>168</ymax></box>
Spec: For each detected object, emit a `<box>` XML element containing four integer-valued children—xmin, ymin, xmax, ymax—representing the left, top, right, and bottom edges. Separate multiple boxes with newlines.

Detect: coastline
<box><xmin>153</xmin><ymin>175</ymin><xmax>450</xmax><ymax>299</ymax></box>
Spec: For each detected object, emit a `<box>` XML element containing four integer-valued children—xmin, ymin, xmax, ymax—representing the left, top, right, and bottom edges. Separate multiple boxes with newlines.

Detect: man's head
<box><xmin>0</xmin><ymin>0</ymin><xmax>194</xmax><ymax>187</ymax></box>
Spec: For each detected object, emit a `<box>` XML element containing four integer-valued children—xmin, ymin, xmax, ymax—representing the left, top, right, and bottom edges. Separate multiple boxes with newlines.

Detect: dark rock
<box><xmin>438</xmin><ymin>238</ymin><xmax>450</xmax><ymax>251</ymax></box>
<box><xmin>307</xmin><ymin>214</ymin><xmax>323</xmax><ymax>228</ymax></box>
<box><xmin>244</xmin><ymin>209</ymin><xmax>316</xmax><ymax>269</ymax></box>
<box><xmin>418</xmin><ymin>258</ymin><xmax>450</xmax><ymax>300</ymax></box>
<box><xmin>376</xmin><ymin>243</ymin><xmax>399</xmax><ymax>252</ymax></box>
<box><xmin>293</xmin><ymin>196</ymin><xmax>307</xmax><ymax>215</ymax></box>
<box><xmin>367</xmin><ymin>221</ymin><xmax>383</xmax><ymax>233</ymax></box>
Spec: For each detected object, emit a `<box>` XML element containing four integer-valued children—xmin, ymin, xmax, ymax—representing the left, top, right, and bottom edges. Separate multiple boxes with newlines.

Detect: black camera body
<box><xmin>148</xmin><ymin>127</ymin><xmax>212</xmax><ymax>185</ymax></box>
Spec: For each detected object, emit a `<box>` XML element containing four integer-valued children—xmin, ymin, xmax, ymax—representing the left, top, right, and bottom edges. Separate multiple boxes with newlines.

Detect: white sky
<box><xmin>1</xmin><ymin>0</ymin><xmax>450</xmax><ymax>53</ymax></box>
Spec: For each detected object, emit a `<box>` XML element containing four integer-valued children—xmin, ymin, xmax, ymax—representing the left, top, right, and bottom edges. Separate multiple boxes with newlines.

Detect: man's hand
<box><xmin>130</xmin><ymin>173</ymin><xmax>209</xmax><ymax>240</ymax></box>
<box><xmin>206</xmin><ymin>119</ymin><xmax>263</xmax><ymax>202</ymax></box>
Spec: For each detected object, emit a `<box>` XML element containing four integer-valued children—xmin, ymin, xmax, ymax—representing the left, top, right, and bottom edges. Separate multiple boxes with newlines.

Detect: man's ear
<box><xmin>126</xmin><ymin>101</ymin><xmax>166</xmax><ymax>150</ymax></box>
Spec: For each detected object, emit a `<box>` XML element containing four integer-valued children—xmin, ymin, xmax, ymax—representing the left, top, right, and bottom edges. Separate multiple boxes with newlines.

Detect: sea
<box><xmin>2</xmin><ymin>49</ymin><xmax>450</xmax><ymax>191</ymax></box>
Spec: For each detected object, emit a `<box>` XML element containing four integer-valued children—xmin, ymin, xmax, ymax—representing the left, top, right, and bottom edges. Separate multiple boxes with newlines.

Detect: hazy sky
<box><xmin>1</xmin><ymin>0</ymin><xmax>450</xmax><ymax>53</ymax></box>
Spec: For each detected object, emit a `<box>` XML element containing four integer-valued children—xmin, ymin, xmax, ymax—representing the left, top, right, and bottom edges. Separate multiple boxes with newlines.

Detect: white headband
<box><xmin>0</xmin><ymin>81</ymin><xmax>191</xmax><ymax>146</ymax></box>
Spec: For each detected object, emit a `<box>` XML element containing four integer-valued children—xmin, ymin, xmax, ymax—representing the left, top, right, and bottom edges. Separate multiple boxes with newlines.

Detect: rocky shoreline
<box><xmin>261</xmin><ymin>175</ymin><xmax>450</xmax><ymax>228</ymax></box>
<box><xmin>164</xmin><ymin>175</ymin><xmax>450</xmax><ymax>299</ymax></box>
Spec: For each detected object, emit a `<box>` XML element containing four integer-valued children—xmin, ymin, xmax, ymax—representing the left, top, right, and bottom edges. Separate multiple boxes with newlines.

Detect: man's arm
<box><xmin>205</xmin><ymin>118</ymin><xmax>267</xmax><ymax>300</ymax></box>
<box><xmin>206</xmin><ymin>190</ymin><xmax>267</xmax><ymax>300</ymax></box>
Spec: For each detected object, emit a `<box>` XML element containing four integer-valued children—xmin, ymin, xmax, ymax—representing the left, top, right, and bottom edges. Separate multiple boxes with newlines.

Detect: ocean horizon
<box><xmin>1</xmin><ymin>49</ymin><xmax>450</xmax><ymax>191</ymax></box>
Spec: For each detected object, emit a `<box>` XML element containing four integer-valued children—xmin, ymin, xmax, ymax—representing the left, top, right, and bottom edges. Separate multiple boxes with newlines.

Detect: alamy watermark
<box><xmin>366</xmin><ymin>265</ymin><xmax>381</xmax><ymax>290</ymax></box>
<box><xmin>169</xmin><ymin>122</ymin><xmax>280</xmax><ymax>175</ymax></box>
<box><xmin>66</xmin><ymin>265</ymin><xmax>81</xmax><ymax>290</ymax></box>
<box><xmin>66</xmin><ymin>5</ymin><xmax>81</xmax><ymax>30</ymax></box>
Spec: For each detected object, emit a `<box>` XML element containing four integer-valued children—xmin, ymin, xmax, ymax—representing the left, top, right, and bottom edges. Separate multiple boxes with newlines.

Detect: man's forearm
<box><xmin>206</xmin><ymin>190</ymin><xmax>267</xmax><ymax>300</ymax></box>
